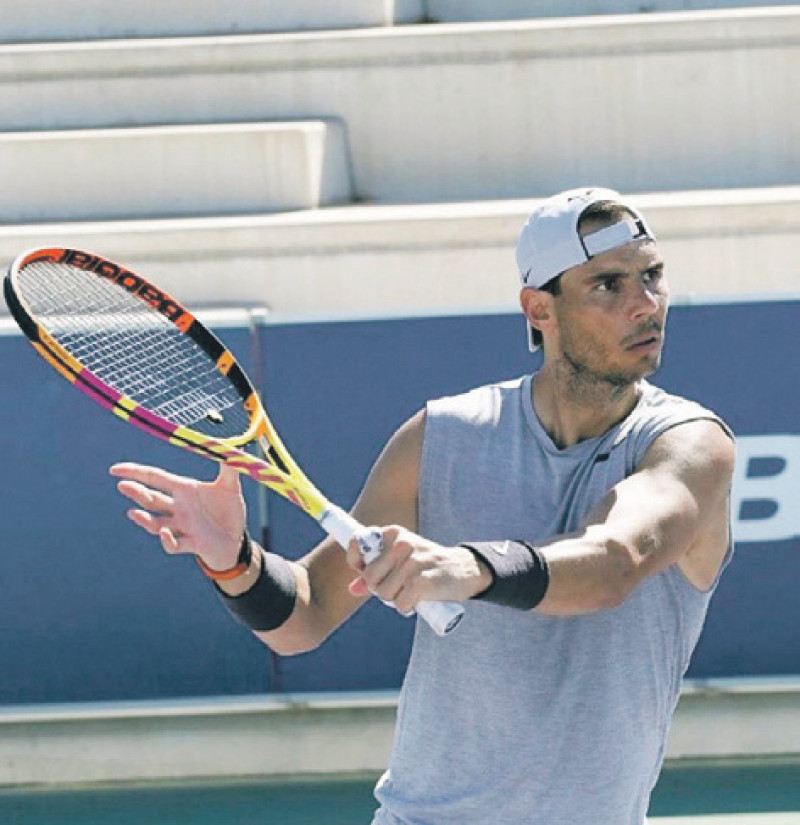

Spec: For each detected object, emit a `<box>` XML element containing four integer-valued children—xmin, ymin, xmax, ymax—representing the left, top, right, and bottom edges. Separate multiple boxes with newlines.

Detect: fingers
<box><xmin>115</xmin><ymin>474</ymin><xmax>178</xmax><ymax>542</ymax></box>
<box><xmin>125</xmin><ymin>506</ymin><xmax>170</xmax><ymax>537</ymax></box>
<box><xmin>159</xmin><ymin>526</ymin><xmax>182</xmax><ymax>555</ymax></box>
<box><xmin>112</xmin><ymin>463</ymin><xmax>188</xmax><ymax>552</ymax></box>
<box><xmin>124</xmin><ymin>506</ymin><xmax>194</xmax><ymax>557</ymax></box>
<box><xmin>110</xmin><ymin>462</ymin><xmax>185</xmax><ymax>496</ymax></box>
<box><xmin>386</xmin><ymin>557</ymin><xmax>429</xmax><ymax>616</ymax></box>
<box><xmin>116</xmin><ymin>479</ymin><xmax>175</xmax><ymax>515</ymax></box>
<box><xmin>348</xmin><ymin>577</ymin><xmax>370</xmax><ymax>598</ymax></box>
<box><xmin>348</xmin><ymin>526</ymin><xmax>425</xmax><ymax>614</ymax></box>
<box><xmin>345</xmin><ymin>538</ymin><xmax>366</xmax><ymax>573</ymax></box>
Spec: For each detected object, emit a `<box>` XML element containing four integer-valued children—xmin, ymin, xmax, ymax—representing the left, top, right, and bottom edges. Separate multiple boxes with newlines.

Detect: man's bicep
<box><xmin>586</xmin><ymin>419</ymin><xmax>734</xmax><ymax>578</ymax></box>
<box><xmin>350</xmin><ymin>408</ymin><xmax>426</xmax><ymax>532</ymax></box>
<box><xmin>295</xmin><ymin>409</ymin><xmax>426</xmax><ymax>625</ymax></box>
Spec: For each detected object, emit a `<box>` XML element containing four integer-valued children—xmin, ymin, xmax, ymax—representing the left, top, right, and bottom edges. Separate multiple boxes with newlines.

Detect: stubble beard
<box><xmin>556</xmin><ymin>336</ymin><xmax>660</xmax><ymax>408</ymax></box>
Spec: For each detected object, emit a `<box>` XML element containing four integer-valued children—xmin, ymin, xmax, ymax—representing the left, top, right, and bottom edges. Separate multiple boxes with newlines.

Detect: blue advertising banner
<box><xmin>0</xmin><ymin>297</ymin><xmax>796</xmax><ymax>704</ymax></box>
<box><xmin>0</xmin><ymin>316</ymin><xmax>269</xmax><ymax>703</ymax></box>
<box><xmin>654</xmin><ymin>299</ymin><xmax>800</xmax><ymax>677</ymax></box>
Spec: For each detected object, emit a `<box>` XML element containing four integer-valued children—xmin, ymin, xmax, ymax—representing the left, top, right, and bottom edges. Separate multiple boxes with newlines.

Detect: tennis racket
<box><xmin>4</xmin><ymin>247</ymin><xmax>464</xmax><ymax>636</ymax></box>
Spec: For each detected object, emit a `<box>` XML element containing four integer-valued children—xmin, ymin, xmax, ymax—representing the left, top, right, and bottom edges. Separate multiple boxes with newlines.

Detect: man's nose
<box><xmin>628</xmin><ymin>279</ymin><xmax>662</xmax><ymax>320</ymax></box>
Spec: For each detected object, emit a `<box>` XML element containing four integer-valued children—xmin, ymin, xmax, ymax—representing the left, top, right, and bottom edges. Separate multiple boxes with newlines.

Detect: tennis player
<box><xmin>112</xmin><ymin>187</ymin><xmax>735</xmax><ymax>824</ymax></box>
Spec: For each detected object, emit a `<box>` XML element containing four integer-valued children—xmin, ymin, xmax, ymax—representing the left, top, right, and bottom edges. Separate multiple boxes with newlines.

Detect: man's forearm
<box><xmin>207</xmin><ymin>536</ymin><xmax>330</xmax><ymax>655</ymax></box>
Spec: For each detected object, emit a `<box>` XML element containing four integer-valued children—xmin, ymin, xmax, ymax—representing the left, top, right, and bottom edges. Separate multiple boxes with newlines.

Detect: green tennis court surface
<box><xmin>0</xmin><ymin>759</ymin><xmax>798</xmax><ymax>825</ymax></box>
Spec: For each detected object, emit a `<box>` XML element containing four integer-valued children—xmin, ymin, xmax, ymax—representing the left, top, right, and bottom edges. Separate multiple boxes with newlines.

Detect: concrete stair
<box><xmin>0</xmin><ymin>0</ymin><xmax>425</xmax><ymax>43</ymax></box>
<box><xmin>1</xmin><ymin>8</ymin><xmax>797</xmax><ymax>205</ymax></box>
<box><xmin>2</xmin><ymin>187</ymin><xmax>796</xmax><ymax>317</ymax></box>
<box><xmin>0</xmin><ymin>6</ymin><xmax>795</xmax><ymax>315</ymax></box>
<box><xmin>2</xmin><ymin>0</ymin><xmax>793</xmax><ymax>42</ymax></box>
<box><xmin>0</xmin><ymin>121</ymin><xmax>351</xmax><ymax>223</ymax></box>
<box><xmin>427</xmin><ymin>0</ymin><xmax>800</xmax><ymax>22</ymax></box>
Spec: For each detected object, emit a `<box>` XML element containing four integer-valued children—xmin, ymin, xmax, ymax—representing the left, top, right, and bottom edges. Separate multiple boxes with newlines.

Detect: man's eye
<box><xmin>597</xmin><ymin>278</ymin><xmax>619</xmax><ymax>292</ymax></box>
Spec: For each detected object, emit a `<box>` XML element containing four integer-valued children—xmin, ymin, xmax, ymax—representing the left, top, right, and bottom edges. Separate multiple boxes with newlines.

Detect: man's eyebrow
<box><xmin>585</xmin><ymin>269</ymin><xmax>626</xmax><ymax>282</ymax></box>
<box><xmin>586</xmin><ymin>259</ymin><xmax>665</xmax><ymax>281</ymax></box>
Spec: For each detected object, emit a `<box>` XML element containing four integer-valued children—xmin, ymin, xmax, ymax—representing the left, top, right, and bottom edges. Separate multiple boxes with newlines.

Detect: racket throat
<box><xmin>265</xmin><ymin>443</ymin><xmax>291</xmax><ymax>476</ymax></box>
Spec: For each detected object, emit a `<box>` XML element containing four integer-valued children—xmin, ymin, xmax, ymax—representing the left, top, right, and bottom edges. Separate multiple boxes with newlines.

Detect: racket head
<box><xmin>4</xmin><ymin>247</ymin><xmax>327</xmax><ymax>517</ymax></box>
<box><xmin>5</xmin><ymin>247</ymin><xmax>259</xmax><ymax>442</ymax></box>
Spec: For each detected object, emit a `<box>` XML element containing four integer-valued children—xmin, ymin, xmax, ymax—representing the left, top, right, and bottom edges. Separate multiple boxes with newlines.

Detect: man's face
<box><xmin>549</xmin><ymin>237</ymin><xmax>669</xmax><ymax>387</ymax></box>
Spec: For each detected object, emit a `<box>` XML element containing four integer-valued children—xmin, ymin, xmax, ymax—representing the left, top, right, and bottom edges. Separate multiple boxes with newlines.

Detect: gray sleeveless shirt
<box><xmin>372</xmin><ymin>375</ymin><xmax>732</xmax><ymax>825</ymax></box>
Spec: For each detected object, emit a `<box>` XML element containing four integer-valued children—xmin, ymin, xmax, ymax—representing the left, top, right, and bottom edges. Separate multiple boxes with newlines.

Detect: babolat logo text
<box><xmin>59</xmin><ymin>250</ymin><xmax>188</xmax><ymax>324</ymax></box>
<box><xmin>732</xmin><ymin>435</ymin><xmax>800</xmax><ymax>543</ymax></box>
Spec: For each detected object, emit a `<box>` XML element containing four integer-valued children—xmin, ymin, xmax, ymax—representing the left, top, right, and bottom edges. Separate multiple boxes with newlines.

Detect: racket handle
<box><xmin>319</xmin><ymin>505</ymin><xmax>465</xmax><ymax>636</ymax></box>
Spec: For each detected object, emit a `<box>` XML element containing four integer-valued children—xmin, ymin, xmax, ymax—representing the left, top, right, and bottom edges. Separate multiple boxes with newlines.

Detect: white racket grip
<box><xmin>319</xmin><ymin>505</ymin><xmax>465</xmax><ymax>636</ymax></box>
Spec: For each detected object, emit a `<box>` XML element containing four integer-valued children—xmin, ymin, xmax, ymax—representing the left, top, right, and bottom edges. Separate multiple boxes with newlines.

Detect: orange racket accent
<box><xmin>34</xmin><ymin>327</ymin><xmax>84</xmax><ymax>384</ymax></box>
<box><xmin>174</xmin><ymin>312</ymin><xmax>195</xmax><ymax>333</ymax></box>
<box><xmin>19</xmin><ymin>248</ymin><xmax>63</xmax><ymax>268</ymax></box>
<box><xmin>33</xmin><ymin>342</ymin><xmax>77</xmax><ymax>384</ymax></box>
<box><xmin>217</xmin><ymin>351</ymin><xmax>235</xmax><ymax>375</ymax></box>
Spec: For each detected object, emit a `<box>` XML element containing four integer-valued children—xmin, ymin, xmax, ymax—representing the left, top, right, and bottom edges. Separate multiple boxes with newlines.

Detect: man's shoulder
<box><xmin>639</xmin><ymin>379</ymin><xmax>696</xmax><ymax>407</ymax></box>
<box><xmin>637</xmin><ymin>380</ymin><xmax>728</xmax><ymax>428</ymax></box>
<box><xmin>426</xmin><ymin>375</ymin><xmax>528</xmax><ymax>422</ymax></box>
<box><xmin>619</xmin><ymin>381</ymin><xmax>733</xmax><ymax>465</ymax></box>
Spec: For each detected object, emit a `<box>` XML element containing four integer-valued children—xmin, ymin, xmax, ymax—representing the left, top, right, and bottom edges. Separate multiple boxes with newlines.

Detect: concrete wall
<box><xmin>3</xmin><ymin>0</ymin><xmax>794</xmax><ymax>42</ymax></box>
<box><xmin>1</xmin><ymin>10</ymin><xmax>797</xmax><ymax>203</ymax></box>
<box><xmin>0</xmin><ymin>7</ymin><xmax>795</xmax><ymax>313</ymax></box>
<box><xmin>427</xmin><ymin>0</ymin><xmax>800</xmax><ymax>22</ymax></box>
<box><xmin>0</xmin><ymin>680</ymin><xmax>797</xmax><ymax>786</ymax></box>
<box><xmin>0</xmin><ymin>0</ymin><xmax>426</xmax><ymax>42</ymax></box>
<box><xmin>0</xmin><ymin>121</ymin><xmax>352</xmax><ymax>222</ymax></box>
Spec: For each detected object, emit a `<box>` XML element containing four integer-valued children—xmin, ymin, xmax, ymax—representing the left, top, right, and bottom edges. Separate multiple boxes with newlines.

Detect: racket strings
<box><xmin>18</xmin><ymin>260</ymin><xmax>251</xmax><ymax>438</ymax></box>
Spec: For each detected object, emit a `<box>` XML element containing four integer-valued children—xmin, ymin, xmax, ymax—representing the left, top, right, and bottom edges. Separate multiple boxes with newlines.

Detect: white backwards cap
<box><xmin>516</xmin><ymin>187</ymin><xmax>656</xmax><ymax>351</ymax></box>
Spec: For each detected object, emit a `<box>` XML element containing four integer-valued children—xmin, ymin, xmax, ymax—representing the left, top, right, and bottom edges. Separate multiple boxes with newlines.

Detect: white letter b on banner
<box><xmin>732</xmin><ymin>435</ymin><xmax>800</xmax><ymax>543</ymax></box>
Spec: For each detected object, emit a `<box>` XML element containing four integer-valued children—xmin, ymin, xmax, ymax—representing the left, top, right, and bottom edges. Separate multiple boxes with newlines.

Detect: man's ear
<box><xmin>520</xmin><ymin>288</ymin><xmax>555</xmax><ymax>340</ymax></box>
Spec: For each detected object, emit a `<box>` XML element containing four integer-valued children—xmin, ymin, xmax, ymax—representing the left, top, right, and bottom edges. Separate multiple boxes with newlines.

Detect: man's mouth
<box><xmin>624</xmin><ymin>327</ymin><xmax>663</xmax><ymax>351</ymax></box>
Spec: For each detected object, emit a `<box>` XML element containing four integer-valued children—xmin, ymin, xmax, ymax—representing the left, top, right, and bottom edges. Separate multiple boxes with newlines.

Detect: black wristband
<box><xmin>214</xmin><ymin>547</ymin><xmax>297</xmax><ymax>632</ymax></box>
<box><xmin>460</xmin><ymin>541</ymin><xmax>550</xmax><ymax>610</ymax></box>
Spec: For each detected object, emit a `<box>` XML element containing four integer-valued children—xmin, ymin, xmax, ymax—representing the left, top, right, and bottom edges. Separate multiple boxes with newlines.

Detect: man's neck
<box><xmin>531</xmin><ymin>363</ymin><xmax>641</xmax><ymax>449</ymax></box>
